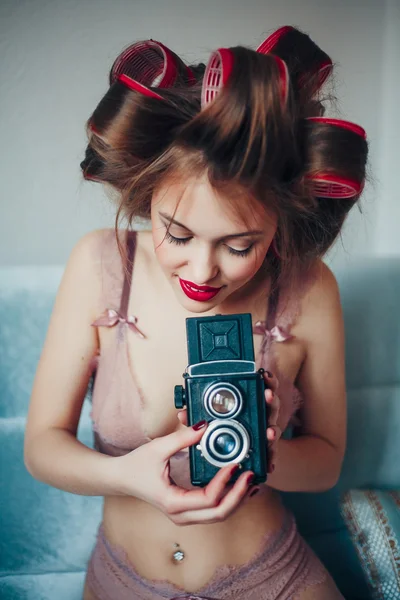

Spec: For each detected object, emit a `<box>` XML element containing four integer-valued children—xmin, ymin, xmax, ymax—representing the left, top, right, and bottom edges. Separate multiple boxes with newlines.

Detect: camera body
<box><xmin>174</xmin><ymin>313</ymin><xmax>269</xmax><ymax>487</ymax></box>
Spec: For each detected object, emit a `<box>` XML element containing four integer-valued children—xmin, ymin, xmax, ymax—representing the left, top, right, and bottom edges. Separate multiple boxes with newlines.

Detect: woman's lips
<box><xmin>179</xmin><ymin>278</ymin><xmax>222</xmax><ymax>302</ymax></box>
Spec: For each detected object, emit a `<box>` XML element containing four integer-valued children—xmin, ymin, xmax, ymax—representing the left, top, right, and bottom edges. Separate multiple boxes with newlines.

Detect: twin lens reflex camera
<box><xmin>174</xmin><ymin>313</ymin><xmax>269</xmax><ymax>487</ymax></box>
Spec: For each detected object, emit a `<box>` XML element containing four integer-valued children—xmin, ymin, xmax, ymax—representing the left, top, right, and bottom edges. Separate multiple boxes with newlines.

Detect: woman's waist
<box><xmin>101</xmin><ymin>487</ymin><xmax>287</xmax><ymax>568</ymax></box>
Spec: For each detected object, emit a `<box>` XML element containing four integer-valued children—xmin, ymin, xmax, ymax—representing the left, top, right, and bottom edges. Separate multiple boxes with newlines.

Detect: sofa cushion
<box><xmin>0</xmin><ymin>267</ymin><xmax>63</xmax><ymax>419</ymax></box>
<box><xmin>335</xmin><ymin>258</ymin><xmax>400</xmax><ymax>390</ymax></box>
<box><xmin>0</xmin><ymin>572</ymin><xmax>86</xmax><ymax>600</ymax></box>
<box><xmin>281</xmin><ymin>486</ymin><xmax>371</xmax><ymax>599</ymax></box>
<box><xmin>0</xmin><ymin>403</ymin><xmax>101</xmax><ymax>577</ymax></box>
<box><xmin>339</xmin><ymin>387</ymin><xmax>400</xmax><ymax>491</ymax></box>
<box><xmin>340</xmin><ymin>489</ymin><xmax>400</xmax><ymax>600</ymax></box>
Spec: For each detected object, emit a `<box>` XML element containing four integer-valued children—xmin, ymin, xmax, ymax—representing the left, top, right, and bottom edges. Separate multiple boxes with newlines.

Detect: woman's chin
<box><xmin>177</xmin><ymin>295</ymin><xmax>220</xmax><ymax>314</ymax></box>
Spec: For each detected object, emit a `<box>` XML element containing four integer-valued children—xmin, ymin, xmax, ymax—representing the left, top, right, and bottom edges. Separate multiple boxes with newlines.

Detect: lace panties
<box><xmin>86</xmin><ymin>511</ymin><xmax>328</xmax><ymax>599</ymax></box>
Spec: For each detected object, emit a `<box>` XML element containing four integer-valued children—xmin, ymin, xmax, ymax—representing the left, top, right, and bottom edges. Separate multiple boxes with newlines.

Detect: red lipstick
<box><xmin>179</xmin><ymin>278</ymin><xmax>222</xmax><ymax>302</ymax></box>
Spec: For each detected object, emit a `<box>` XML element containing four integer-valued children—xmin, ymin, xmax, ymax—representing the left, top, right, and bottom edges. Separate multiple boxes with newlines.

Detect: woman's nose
<box><xmin>190</xmin><ymin>248</ymin><xmax>219</xmax><ymax>285</ymax></box>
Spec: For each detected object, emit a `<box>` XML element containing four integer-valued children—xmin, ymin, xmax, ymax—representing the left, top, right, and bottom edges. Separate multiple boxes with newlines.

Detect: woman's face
<box><xmin>151</xmin><ymin>174</ymin><xmax>277</xmax><ymax>313</ymax></box>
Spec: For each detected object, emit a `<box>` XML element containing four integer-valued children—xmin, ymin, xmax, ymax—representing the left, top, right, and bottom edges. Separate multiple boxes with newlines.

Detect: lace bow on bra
<box><xmin>91</xmin><ymin>308</ymin><xmax>146</xmax><ymax>339</ymax></box>
<box><xmin>253</xmin><ymin>320</ymin><xmax>293</xmax><ymax>353</ymax></box>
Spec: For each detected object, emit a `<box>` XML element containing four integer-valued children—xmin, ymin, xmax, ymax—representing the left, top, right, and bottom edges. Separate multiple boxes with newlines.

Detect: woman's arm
<box><xmin>24</xmin><ymin>229</ymin><xmax>122</xmax><ymax>496</ymax></box>
<box><xmin>266</xmin><ymin>261</ymin><xmax>346</xmax><ymax>492</ymax></box>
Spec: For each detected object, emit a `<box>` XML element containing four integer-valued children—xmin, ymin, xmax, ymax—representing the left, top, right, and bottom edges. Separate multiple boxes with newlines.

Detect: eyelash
<box><xmin>164</xmin><ymin>230</ymin><xmax>254</xmax><ymax>257</ymax></box>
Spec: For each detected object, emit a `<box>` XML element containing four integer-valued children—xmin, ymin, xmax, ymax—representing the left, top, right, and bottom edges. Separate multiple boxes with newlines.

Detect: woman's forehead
<box><xmin>153</xmin><ymin>175</ymin><xmax>276</xmax><ymax>231</ymax></box>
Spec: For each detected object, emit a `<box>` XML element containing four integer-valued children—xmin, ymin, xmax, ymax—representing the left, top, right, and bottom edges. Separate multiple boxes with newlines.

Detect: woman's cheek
<box><xmin>224</xmin><ymin>257</ymin><xmax>261</xmax><ymax>285</ymax></box>
<box><xmin>233</xmin><ymin>246</ymin><xmax>268</xmax><ymax>281</ymax></box>
<box><xmin>154</xmin><ymin>240</ymin><xmax>181</xmax><ymax>272</ymax></box>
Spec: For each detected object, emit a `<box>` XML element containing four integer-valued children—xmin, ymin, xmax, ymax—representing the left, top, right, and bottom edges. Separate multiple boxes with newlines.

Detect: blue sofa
<box><xmin>1</xmin><ymin>258</ymin><xmax>399</xmax><ymax>600</ymax></box>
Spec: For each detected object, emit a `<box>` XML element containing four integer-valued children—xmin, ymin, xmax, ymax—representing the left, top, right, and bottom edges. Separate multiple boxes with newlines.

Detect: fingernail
<box><xmin>230</xmin><ymin>464</ymin><xmax>240</xmax><ymax>476</ymax></box>
<box><xmin>249</xmin><ymin>487</ymin><xmax>260</xmax><ymax>497</ymax></box>
<box><xmin>247</xmin><ymin>474</ymin><xmax>255</xmax><ymax>486</ymax></box>
<box><xmin>193</xmin><ymin>420</ymin><xmax>207</xmax><ymax>431</ymax></box>
<box><xmin>270</xmin><ymin>464</ymin><xmax>275</xmax><ymax>473</ymax></box>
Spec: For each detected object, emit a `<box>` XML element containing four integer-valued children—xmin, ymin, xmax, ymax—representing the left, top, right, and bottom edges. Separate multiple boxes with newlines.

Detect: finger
<box><xmin>267</xmin><ymin>426</ymin><xmax>279</xmax><ymax>443</ymax></box>
<box><xmin>172</xmin><ymin>471</ymin><xmax>255</xmax><ymax>525</ymax></box>
<box><xmin>166</xmin><ymin>463</ymin><xmax>248</xmax><ymax>515</ymax></box>
<box><xmin>268</xmin><ymin>457</ymin><xmax>276</xmax><ymax>474</ymax></box>
<box><xmin>177</xmin><ymin>409</ymin><xmax>188</xmax><ymax>426</ymax></box>
<box><xmin>265</xmin><ymin>389</ymin><xmax>280</xmax><ymax>426</ymax></box>
<box><xmin>155</xmin><ymin>420</ymin><xmax>208</xmax><ymax>460</ymax></box>
<box><xmin>267</xmin><ymin>448</ymin><xmax>276</xmax><ymax>473</ymax></box>
<box><xmin>205</xmin><ymin>463</ymin><xmax>246</xmax><ymax>502</ymax></box>
<box><xmin>263</xmin><ymin>370</ymin><xmax>279</xmax><ymax>393</ymax></box>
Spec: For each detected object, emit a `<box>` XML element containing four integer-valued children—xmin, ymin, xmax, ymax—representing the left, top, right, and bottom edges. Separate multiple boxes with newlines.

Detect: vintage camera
<box><xmin>174</xmin><ymin>313</ymin><xmax>269</xmax><ymax>487</ymax></box>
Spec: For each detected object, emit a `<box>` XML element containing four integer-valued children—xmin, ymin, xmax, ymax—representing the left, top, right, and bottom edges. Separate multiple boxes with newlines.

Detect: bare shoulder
<box><xmin>66</xmin><ymin>228</ymin><xmax>111</xmax><ymax>266</ymax></box>
<box><xmin>69</xmin><ymin>227</ymin><xmax>119</xmax><ymax>265</ymax></box>
<box><xmin>303</xmin><ymin>259</ymin><xmax>341</xmax><ymax>308</ymax></box>
<box><xmin>66</xmin><ymin>228</ymin><xmax>125</xmax><ymax>305</ymax></box>
<box><xmin>295</xmin><ymin>259</ymin><xmax>343</xmax><ymax>340</ymax></box>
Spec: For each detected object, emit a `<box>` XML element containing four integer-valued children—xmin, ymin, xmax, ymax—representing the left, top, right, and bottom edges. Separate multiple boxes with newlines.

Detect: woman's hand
<box><xmin>112</xmin><ymin>422</ymin><xmax>255</xmax><ymax>526</ymax></box>
<box><xmin>264</xmin><ymin>370</ymin><xmax>282</xmax><ymax>474</ymax></box>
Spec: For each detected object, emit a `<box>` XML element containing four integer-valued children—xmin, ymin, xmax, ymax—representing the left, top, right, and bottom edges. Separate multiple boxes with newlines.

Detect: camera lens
<box><xmin>204</xmin><ymin>382</ymin><xmax>243</xmax><ymax>419</ymax></box>
<box><xmin>214</xmin><ymin>432</ymin><xmax>236</xmax><ymax>455</ymax></box>
<box><xmin>199</xmin><ymin>419</ymin><xmax>251</xmax><ymax>467</ymax></box>
<box><xmin>211</xmin><ymin>390</ymin><xmax>236</xmax><ymax>415</ymax></box>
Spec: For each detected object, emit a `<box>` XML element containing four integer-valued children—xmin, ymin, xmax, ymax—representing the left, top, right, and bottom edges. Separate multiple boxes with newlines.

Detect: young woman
<box><xmin>24</xmin><ymin>26</ymin><xmax>368</xmax><ymax>600</ymax></box>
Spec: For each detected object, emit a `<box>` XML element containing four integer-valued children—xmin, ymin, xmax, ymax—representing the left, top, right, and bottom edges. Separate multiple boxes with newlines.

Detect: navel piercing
<box><xmin>172</xmin><ymin>542</ymin><xmax>186</xmax><ymax>563</ymax></box>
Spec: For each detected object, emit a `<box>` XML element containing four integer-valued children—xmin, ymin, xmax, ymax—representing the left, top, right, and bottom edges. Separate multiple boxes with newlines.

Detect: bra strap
<box><xmin>266</xmin><ymin>285</ymin><xmax>280</xmax><ymax>330</ymax></box>
<box><xmin>119</xmin><ymin>231</ymin><xmax>136</xmax><ymax>318</ymax></box>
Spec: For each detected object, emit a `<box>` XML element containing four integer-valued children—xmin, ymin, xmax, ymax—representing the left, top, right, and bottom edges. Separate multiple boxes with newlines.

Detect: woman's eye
<box><xmin>164</xmin><ymin>229</ymin><xmax>253</xmax><ymax>256</ymax></box>
<box><xmin>165</xmin><ymin>230</ymin><xmax>192</xmax><ymax>245</ymax></box>
<box><xmin>227</xmin><ymin>245</ymin><xmax>254</xmax><ymax>257</ymax></box>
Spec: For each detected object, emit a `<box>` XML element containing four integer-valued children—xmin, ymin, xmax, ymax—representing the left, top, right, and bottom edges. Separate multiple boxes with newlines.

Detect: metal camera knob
<box><xmin>174</xmin><ymin>385</ymin><xmax>186</xmax><ymax>409</ymax></box>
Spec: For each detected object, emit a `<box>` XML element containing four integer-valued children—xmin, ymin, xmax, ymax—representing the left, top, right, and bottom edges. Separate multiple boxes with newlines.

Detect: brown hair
<box><xmin>80</xmin><ymin>27</ymin><xmax>368</xmax><ymax>294</ymax></box>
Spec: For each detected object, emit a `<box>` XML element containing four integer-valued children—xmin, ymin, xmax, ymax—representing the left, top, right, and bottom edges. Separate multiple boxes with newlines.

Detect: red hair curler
<box><xmin>274</xmin><ymin>56</ymin><xmax>289</xmax><ymax>107</ymax></box>
<box><xmin>256</xmin><ymin>25</ymin><xmax>294</xmax><ymax>54</ymax></box>
<box><xmin>110</xmin><ymin>40</ymin><xmax>195</xmax><ymax>88</ymax></box>
<box><xmin>117</xmin><ymin>74</ymin><xmax>164</xmax><ymax>99</ymax></box>
<box><xmin>201</xmin><ymin>48</ymin><xmax>234</xmax><ymax>108</ymax></box>
<box><xmin>257</xmin><ymin>26</ymin><xmax>333</xmax><ymax>95</ymax></box>
<box><xmin>307</xmin><ymin>117</ymin><xmax>367</xmax><ymax>139</ymax></box>
<box><xmin>201</xmin><ymin>47</ymin><xmax>289</xmax><ymax>108</ymax></box>
<box><xmin>305</xmin><ymin>174</ymin><xmax>364</xmax><ymax>199</ymax></box>
<box><xmin>305</xmin><ymin>117</ymin><xmax>366</xmax><ymax>199</ymax></box>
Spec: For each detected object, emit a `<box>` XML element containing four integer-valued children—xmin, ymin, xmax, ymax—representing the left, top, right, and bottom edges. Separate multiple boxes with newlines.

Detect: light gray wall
<box><xmin>1</xmin><ymin>0</ymin><xmax>398</xmax><ymax>268</ymax></box>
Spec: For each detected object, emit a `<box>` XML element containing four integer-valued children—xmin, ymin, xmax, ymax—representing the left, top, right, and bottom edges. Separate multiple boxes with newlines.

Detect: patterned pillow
<box><xmin>340</xmin><ymin>490</ymin><xmax>400</xmax><ymax>599</ymax></box>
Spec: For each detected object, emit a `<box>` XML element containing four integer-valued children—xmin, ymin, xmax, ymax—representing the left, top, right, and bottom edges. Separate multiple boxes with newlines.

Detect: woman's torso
<box><xmin>88</xmin><ymin>228</ymin><xmax>308</xmax><ymax>591</ymax></box>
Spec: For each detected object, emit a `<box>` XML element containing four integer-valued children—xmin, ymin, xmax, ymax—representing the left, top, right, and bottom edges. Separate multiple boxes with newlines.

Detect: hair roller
<box><xmin>307</xmin><ymin>117</ymin><xmax>366</xmax><ymax>139</ymax></box>
<box><xmin>303</xmin><ymin>117</ymin><xmax>367</xmax><ymax>199</ymax></box>
<box><xmin>257</xmin><ymin>25</ymin><xmax>333</xmax><ymax>97</ymax></box>
<box><xmin>273</xmin><ymin>56</ymin><xmax>290</xmax><ymax>107</ymax></box>
<box><xmin>109</xmin><ymin>40</ymin><xmax>196</xmax><ymax>88</ymax></box>
<box><xmin>117</xmin><ymin>74</ymin><xmax>164</xmax><ymax>99</ymax></box>
<box><xmin>201</xmin><ymin>48</ymin><xmax>234</xmax><ymax>108</ymax></box>
<box><xmin>305</xmin><ymin>174</ymin><xmax>364</xmax><ymax>199</ymax></box>
<box><xmin>201</xmin><ymin>47</ymin><xmax>289</xmax><ymax>109</ymax></box>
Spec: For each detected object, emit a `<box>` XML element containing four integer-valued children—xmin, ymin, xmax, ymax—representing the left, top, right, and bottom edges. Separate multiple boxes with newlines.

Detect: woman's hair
<box><xmin>80</xmin><ymin>27</ymin><xmax>369</xmax><ymax>293</ymax></box>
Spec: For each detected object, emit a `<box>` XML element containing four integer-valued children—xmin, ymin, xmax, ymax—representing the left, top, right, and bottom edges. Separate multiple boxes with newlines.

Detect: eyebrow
<box><xmin>159</xmin><ymin>212</ymin><xmax>264</xmax><ymax>240</ymax></box>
